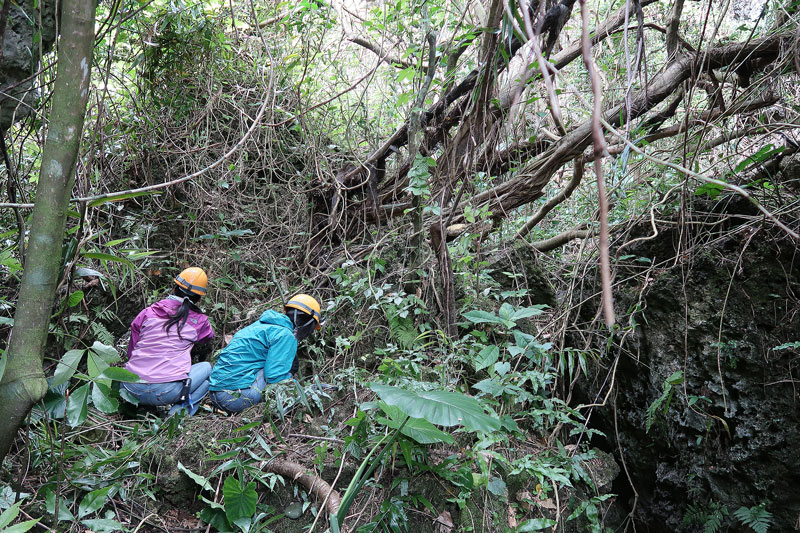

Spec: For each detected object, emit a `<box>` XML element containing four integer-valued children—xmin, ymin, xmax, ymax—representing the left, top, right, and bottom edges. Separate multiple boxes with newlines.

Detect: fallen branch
<box><xmin>263</xmin><ymin>459</ymin><xmax>341</xmax><ymax>515</ymax></box>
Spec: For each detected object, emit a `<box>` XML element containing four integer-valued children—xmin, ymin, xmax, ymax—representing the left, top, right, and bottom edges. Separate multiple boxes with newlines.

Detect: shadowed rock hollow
<box><xmin>577</xmin><ymin>200</ymin><xmax>800</xmax><ymax>531</ymax></box>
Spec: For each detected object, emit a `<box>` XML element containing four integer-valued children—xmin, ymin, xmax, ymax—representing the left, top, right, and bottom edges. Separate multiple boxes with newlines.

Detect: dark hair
<box><xmin>287</xmin><ymin>308</ymin><xmax>316</xmax><ymax>342</ymax></box>
<box><xmin>164</xmin><ymin>285</ymin><xmax>201</xmax><ymax>338</ymax></box>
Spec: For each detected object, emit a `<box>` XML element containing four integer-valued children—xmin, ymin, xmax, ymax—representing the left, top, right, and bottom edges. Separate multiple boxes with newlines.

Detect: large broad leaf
<box><xmin>51</xmin><ymin>349</ymin><xmax>85</xmax><ymax>387</ymax></box>
<box><xmin>66</xmin><ymin>383</ymin><xmax>91</xmax><ymax>427</ymax></box>
<box><xmin>44</xmin><ymin>488</ymin><xmax>75</xmax><ymax>521</ymax></box>
<box><xmin>370</xmin><ymin>384</ymin><xmax>500</xmax><ymax>433</ymax></box>
<box><xmin>461</xmin><ymin>310</ymin><xmax>508</xmax><ymax>327</ymax></box>
<box><xmin>90</xmin><ymin>341</ymin><xmax>121</xmax><ymax>364</ymax></box>
<box><xmin>0</xmin><ymin>500</ymin><xmax>22</xmax><ymax>529</ymax></box>
<box><xmin>509</xmin><ymin>305</ymin><xmax>548</xmax><ymax>321</ymax></box>
<box><xmin>80</xmin><ymin>519</ymin><xmax>125</xmax><ymax>533</ymax></box>
<box><xmin>67</xmin><ymin>290</ymin><xmax>85</xmax><ymax>308</ymax></box>
<box><xmin>40</xmin><ymin>382</ymin><xmax>69</xmax><ymax>419</ymax></box>
<box><xmin>222</xmin><ymin>476</ymin><xmax>257</xmax><ymax>523</ymax></box>
<box><xmin>198</xmin><ymin>507</ymin><xmax>231</xmax><ymax>532</ymax></box>
<box><xmin>77</xmin><ymin>485</ymin><xmax>113</xmax><ymax>518</ymax></box>
<box><xmin>376</xmin><ymin>402</ymin><xmax>454</xmax><ymax>444</ymax></box>
<box><xmin>99</xmin><ymin>367</ymin><xmax>141</xmax><ymax>383</ymax></box>
<box><xmin>87</xmin><ymin>351</ymin><xmax>110</xmax><ymax>381</ymax></box>
<box><xmin>518</xmin><ymin>518</ymin><xmax>558</xmax><ymax>531</ymax></box>
<box><xmin>1</xmin><ymin>518</ymin><xmax>40</xmax><ymax>533</ymax></box>
<box><xmin>473</xmin><ymin>345</ymin><xmax>499</xmax><ymax>372</ymax></box>
<box><xmin>472</xmin><ymin>378</ymin><xmax>504</xmax><ymax>397</ymax></box>
<box><xmin>178</xmin><ymin>462</ymin><xmax>213</xmax><ymax>492</ymax></box>
<box><xmin>91</xmin><ymin>382</ymin><xmax>119</xmax><ymax>414</ymax></box>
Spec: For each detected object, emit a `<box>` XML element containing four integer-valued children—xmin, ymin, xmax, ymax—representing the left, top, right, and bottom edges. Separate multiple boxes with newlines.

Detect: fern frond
<box><xmin>683</xmin><ymin>503</ymin><xmax>706</xmax><ymax>526</ymax></box>
<box><xmin>91</xmin><ymin>322</ymin><xmax>115</xmax><ymax>345</ymax></box>
<box><xmin>734</xmin><ymin>505</ymin><xmax>772</xmax><ymax>533</ymax></box>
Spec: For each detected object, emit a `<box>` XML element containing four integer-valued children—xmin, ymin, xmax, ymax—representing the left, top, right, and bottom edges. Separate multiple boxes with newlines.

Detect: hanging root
<box><xmin>263</xmin><ymin>459</ymin><xmax>342</xmax><ymax>515</ymax></box>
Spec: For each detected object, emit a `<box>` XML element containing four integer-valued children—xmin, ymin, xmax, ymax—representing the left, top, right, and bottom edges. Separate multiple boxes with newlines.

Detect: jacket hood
<box><xmin>259</xmin><ymin>310</ymin><xmax>293</xmax><ymax>329</ymax></box>
<box><xmin>150</xmin><ymin>298</ymin><xmax>182</xmax><ymax>318</ymax></box>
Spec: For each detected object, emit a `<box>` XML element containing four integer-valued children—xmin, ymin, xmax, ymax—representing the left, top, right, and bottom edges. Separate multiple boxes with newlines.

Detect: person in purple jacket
<box><xmin>121</xmin><ymin>267</ymin><xmax>214</xmax><ymax>416</ymax></box>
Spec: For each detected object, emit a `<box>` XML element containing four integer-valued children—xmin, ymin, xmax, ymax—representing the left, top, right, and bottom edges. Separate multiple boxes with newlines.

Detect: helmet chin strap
<box><xmin>289</xmin><ymin>309</ymin><xmax>316</xmax><ymax>341</ymax></box>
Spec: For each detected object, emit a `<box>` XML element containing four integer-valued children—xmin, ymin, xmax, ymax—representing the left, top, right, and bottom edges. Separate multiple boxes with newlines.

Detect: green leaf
<box><xmin>99</xmin><ymin>367</ymin><xmax>141</xmax><ymax>383</ymax></box>
<box><xmin>734</xmin><ymin>144</ymin><xmax>785</xmax><ymax>173</ymax></box>
<box><xmin>81</xmin><ymin>252</ymin><xmax>135</xmax><ymax>268</ymax></box>
<box><xmin>67</xmin><ymin>290</ymin><xmax>85</xmax><ymax>307</ymax></box>
<box><xmin>474</xmin><ymin>345</ymin><xmax>500</xmax><ymax>372</ymax></box>
<box><xmin>518</xmin><ymin>518</ymin><xmax>558</xmax><ymax>531</ymax></box>
<box><xmin>178</xmin><ymin>462</ymin><xmax>213</xmax><ymax>492</ymax></box>
<box><xmin>773</xmin><ymin>341</ymin><xmax>800</xmax><ymax>351</ymax></box>
<box><xmin>494</xmin><ymin>362</ymin><xmax>511</xmax><ymax>376</ymax></box>
<box><xmin>2</xmin><ymin>519</ymin><xmax>40</xmax><ymax>533</ymax></box>
<box><xmin>377</xmin><ymin>402</ymin><xmax>454</xmax><ymax>444</ymax></box>
<box><xmin>695</xmin><ymin>181</ymin><xmax>725</xmax><ymax>198</ymax></box>
<box><xmin>198</xmin><ymin>507</ymin><xmax>231</xmax><ymax>532</ymax></box>
<box><xmin>66</xmin><ymin>383</ymin><xmax>91</xmax><ymax>427</ymax></box>
<box><xmin>78</xmin><ymin>485</ymin><xmax>113</xmax><ymax>518</ymax></box>
<box><xmin>487</xmin><ymin>476</ymin><xmax>507</xmax><ymax>498</ymax></box>
<box><xmin>51</xmin><ymin>349</ymin><xmax>85</xmax><ymax>387</ymax></box>
<box><xmin>666</xmin><ymin>370</ymin><xmax>684</xmax><ymax>386</ymax></box>
<box><xmin>44</xmin><ymin>488</ymin><xmax>75</xmax><ymax>521</ymax></box>
<box><xmin>89</xmin><ymin>341</ymin><xmax>121</xmax><ymax>363</ymax></box>
<box><xmin>80</xmin><ymin>518</ymin><xmax>125</xmax><ymax>532</ymax></box>
<box><xmin>0</xmin><ymin>500</ymin><xmax>22</xmax><ymax>529</ymax></box>
<box><xmin>222</xmin><ymin>476</ymin><xmax>258</xmax><ymax>523</ymax></box>
<box><xmin>91</xmin><ymin>382</ymin><xmax>119</xmax><ymax>414</ymax></box>
<box><xmin>472</xmin><ymin>378</ymin><xmax>504</xmax><ymax>397</ymax></box>
<box><xmin>0</xmin><ymin>351</ymin><xmax>6</xmax><ymax>383</ymax></box>
<box><xmin>370</xmin><ymin>384</ymin><xmax>500</xmax><ymax>433</ymax></box>
<box><xmin>509</xmin><ymin>305</ymin><xmax>548</xmax><ymax>321</ymax></box>
<box><xmin>87</xmin><ymin>351</ymin><xmax>110</xmax><ymax>380</ymax></box>
<box><xmin>88</xmin><ymin>190</ymin><xmax>160</xmax><ymax>207</ymax></box>
<box><xmin>462</xmin><ymin>310</ymin><xmax>504</xmax><ymax>326</ymax></box>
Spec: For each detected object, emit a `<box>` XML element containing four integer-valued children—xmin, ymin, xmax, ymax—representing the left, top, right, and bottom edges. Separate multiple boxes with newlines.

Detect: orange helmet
<box><xmin>175</xmin><ymin>267</ymin><xmax>208</xmax><ymax>296</ymax></box>
<box><xmin>285</xmin><ymin>294</ymin><xmax>324</xmax><ymax>330</ymax></box>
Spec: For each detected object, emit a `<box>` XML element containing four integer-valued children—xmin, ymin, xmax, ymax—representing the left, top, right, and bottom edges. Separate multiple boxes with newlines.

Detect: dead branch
<box><xmin>348</xmin><ymin>37</ymin><xmax>422</xmax><ymax>69</ymax></box>
<box><xmin>334</xmin><ymin>0</ymin><xmax>661</xmax><ymax>198</ymax></box>
<box><xmin>530</xmin><ymin>228</ymin><xmax>591</xmax><ymax>252</ymax></box>
<box><xmin>455</xmin><ymin>32</ymin><xmax>790</xmax><ymax>222</ymax></box>
<box><xmin>263</xmin><ymin>459</ymin><xmax>341</xmax><ymax>515</ymax></box>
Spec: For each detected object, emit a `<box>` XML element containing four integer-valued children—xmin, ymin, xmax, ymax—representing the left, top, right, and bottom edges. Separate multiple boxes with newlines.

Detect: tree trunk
<box><xmin>0</xmin><ymin>0</ymin><xmax>96</xmax><ymax>463</ymax></box>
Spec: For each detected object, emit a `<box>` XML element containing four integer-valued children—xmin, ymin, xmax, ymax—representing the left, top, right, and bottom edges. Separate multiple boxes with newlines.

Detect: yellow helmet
<box><xmin>175</xmin><ymin>267</ymin><xmax>208</xmax><ymax>296</ymax></box>
<box><xmin>285</xmin><ymin>294</ymin><xmax>324</xmax><ymax>330</ymax></box>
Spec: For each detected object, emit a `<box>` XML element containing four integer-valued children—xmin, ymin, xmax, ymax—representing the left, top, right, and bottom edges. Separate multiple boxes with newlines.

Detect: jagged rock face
<box><xmin>485</xmin><ymin>241</ymin><xmax>557</xmax><ymax>307</ymax></box>
<box><xmin>0</xmin><ymin>0</ymin><xmax>57</xmax><ymax>130</ymax></box>
<box><xmin>580</xmin><ymin>213</ymin><xmax>800</xmax><ymax>531</ymax></box>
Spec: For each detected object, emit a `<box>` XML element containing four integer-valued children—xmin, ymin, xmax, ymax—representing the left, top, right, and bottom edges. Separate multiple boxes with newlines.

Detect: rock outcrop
<box><xmin>1</xmin><ymin>0</ymin><xmax>57</xmax><ymax>130</ymax></box>
<box><xmin>579</xmin><ymin>200</ymin><xmax>800</xmax><ymax>531</ymax></box>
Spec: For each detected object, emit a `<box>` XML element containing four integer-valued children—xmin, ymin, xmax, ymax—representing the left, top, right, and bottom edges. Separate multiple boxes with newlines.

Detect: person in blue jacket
<box><xmin>209</xmin><ymin>294</ymin><xmax>324</xmax><ymax>413</ymax></box>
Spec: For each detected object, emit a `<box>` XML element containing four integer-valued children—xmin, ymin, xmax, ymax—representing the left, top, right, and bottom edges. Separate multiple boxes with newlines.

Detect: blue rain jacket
<box><xmin>209</xmin><ymin>310</ymin><xmax>297</xmax><ymax>391</ymax></box>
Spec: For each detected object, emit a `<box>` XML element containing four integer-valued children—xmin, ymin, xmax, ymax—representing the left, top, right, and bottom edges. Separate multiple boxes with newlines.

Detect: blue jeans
<box><xmin>121</xmin><ymin>362</ymin><xmax>211</xmax><ymax>416</ymax></box>
<box><xmin>210</xmin><ymin>370</ymin><xmax>266</xmax><ymax>414</ymax></box>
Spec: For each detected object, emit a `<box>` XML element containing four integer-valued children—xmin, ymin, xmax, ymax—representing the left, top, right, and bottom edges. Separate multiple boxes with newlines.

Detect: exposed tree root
<box><xmin>264</xmin><ymin>459</ymin><xmax>341</xmax><ymax>515</ymax></box>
